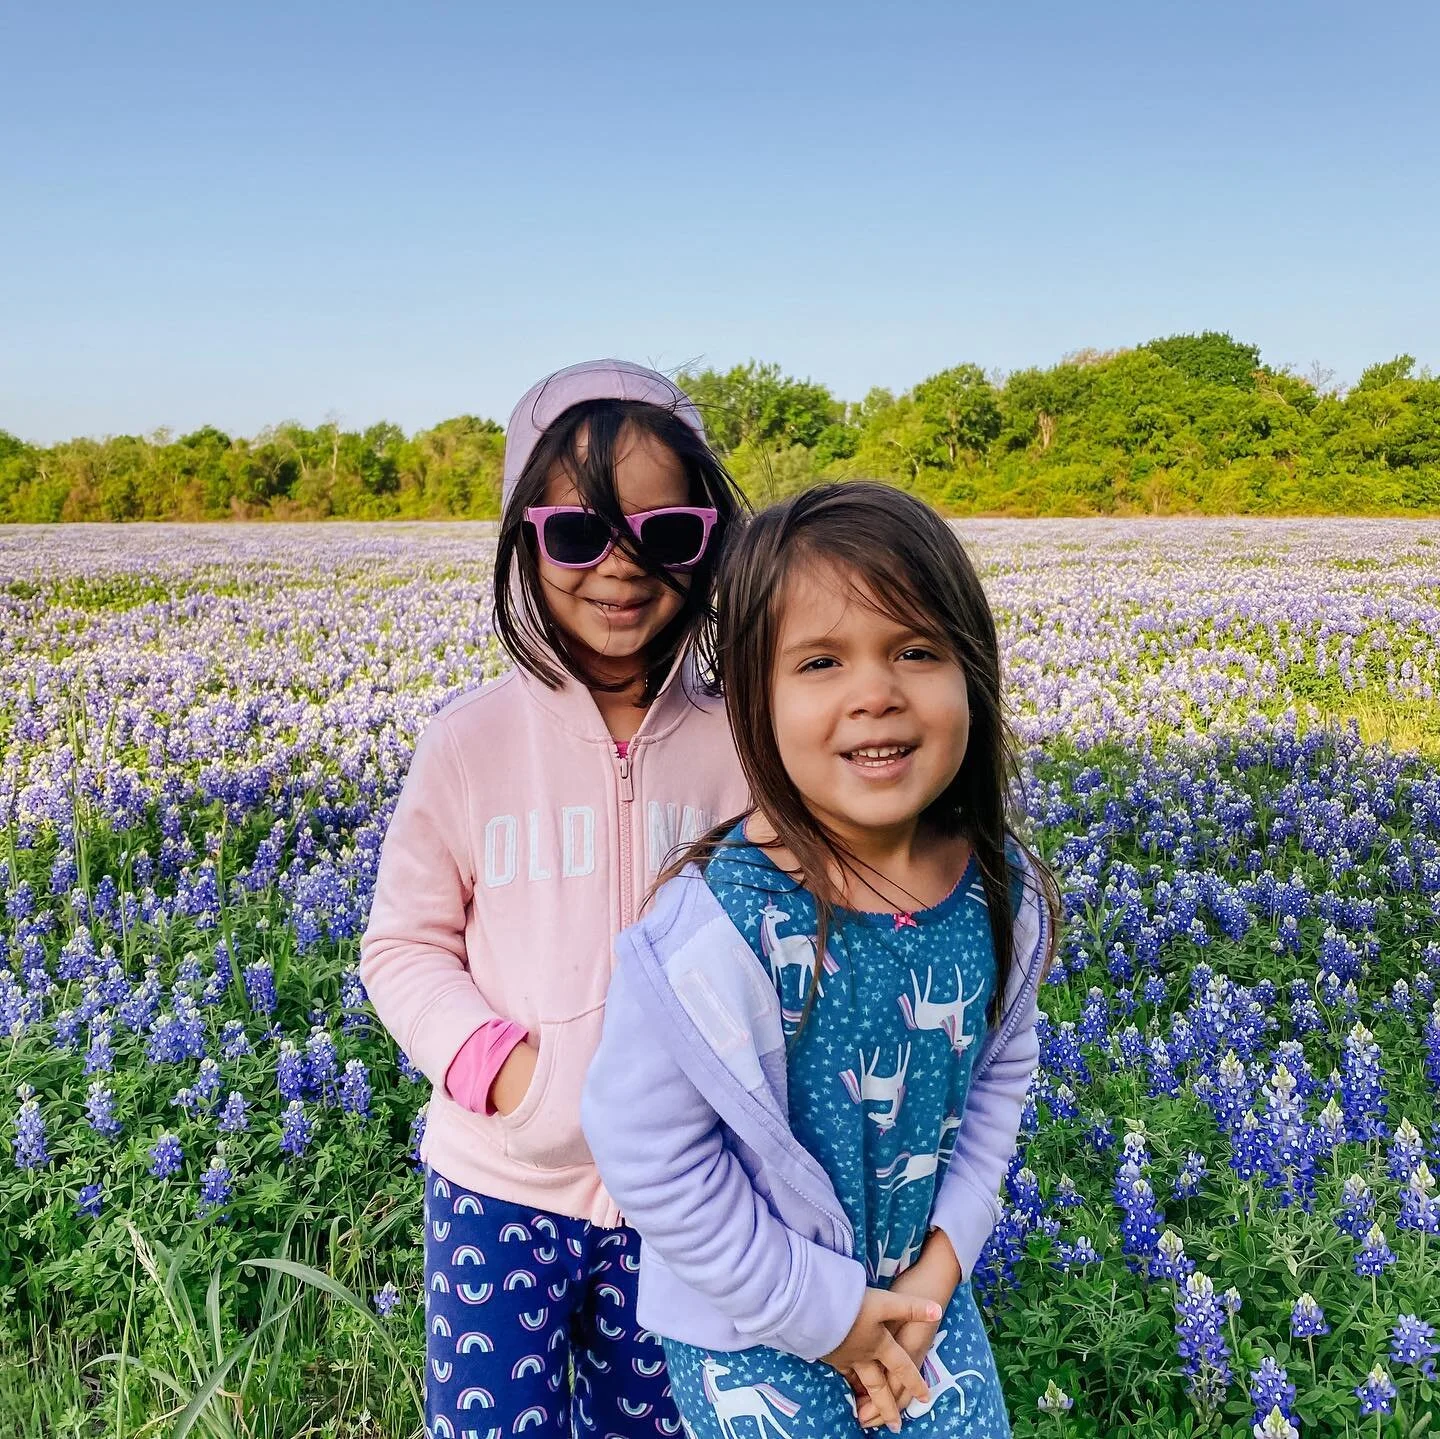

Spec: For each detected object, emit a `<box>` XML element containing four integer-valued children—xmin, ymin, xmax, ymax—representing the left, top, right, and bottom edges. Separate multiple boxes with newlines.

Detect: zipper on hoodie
<box><xmin>616</xmin><ymin>749</ymin><xmax>635</xmax><ymax>928</ymax></box>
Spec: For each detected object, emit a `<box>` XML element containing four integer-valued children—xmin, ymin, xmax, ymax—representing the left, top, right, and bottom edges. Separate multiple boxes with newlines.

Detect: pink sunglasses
<box><xmin>523</xmin><ymin>505</ymin><xmax>719</xmax><ymax>570</ymax></box>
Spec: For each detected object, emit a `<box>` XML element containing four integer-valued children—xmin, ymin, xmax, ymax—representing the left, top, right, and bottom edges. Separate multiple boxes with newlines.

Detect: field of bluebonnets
<box><xmin>2</xmin><ymin>517</ymin><xmax>1439</xmax><ymax>1439</ymax></box>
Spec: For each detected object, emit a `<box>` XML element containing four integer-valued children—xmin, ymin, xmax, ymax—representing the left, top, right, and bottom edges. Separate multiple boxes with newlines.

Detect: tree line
<box><xmin>3</xmin><ymin>333</ymin><xmax>1438</xmax><ymax>521</ymax></box>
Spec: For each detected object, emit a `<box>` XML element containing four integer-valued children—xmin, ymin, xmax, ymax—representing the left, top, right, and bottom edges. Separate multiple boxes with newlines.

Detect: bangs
<box><xmin>775</xmin><ymin>538</ymin><xmax>963</xmax><ymax>660</ymax></box>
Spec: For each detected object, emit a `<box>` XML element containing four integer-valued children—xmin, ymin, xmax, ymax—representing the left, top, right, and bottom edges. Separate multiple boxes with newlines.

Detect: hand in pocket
<box><xmin>491</xmin><ymin>1038</ymin><xmax>540</xmax><ymax>1117</ymax></box>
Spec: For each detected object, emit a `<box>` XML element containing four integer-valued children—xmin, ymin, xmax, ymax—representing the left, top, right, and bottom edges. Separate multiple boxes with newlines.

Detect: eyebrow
<box><xmin>779</xmin><ymin>625</ymin><xmax>940</xmax><ymax>659</ymax></box>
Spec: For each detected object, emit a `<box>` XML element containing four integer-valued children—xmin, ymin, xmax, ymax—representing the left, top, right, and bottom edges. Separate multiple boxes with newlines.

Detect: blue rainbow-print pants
<box><xmin>424</xmin><ymin>1169</ymin><xmax>681</xmax><ymax>1438</ymax></box>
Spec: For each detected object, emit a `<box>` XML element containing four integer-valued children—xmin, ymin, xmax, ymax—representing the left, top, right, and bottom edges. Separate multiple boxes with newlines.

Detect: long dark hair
<box><xmin>669</xmin><ymin>481</ymin><xmax>1058</xmax><ymax>1032</ymax></box>
<box><xmin>493</xmin><ymin>399</ymin><xmax>748</xmax><ymax>701</ymax></box>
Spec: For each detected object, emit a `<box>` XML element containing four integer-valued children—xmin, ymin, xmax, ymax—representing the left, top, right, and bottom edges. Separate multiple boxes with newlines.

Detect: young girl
<box><xmin>582</xmin><ymin>482</ymin><xmax>1058</xmax><ymax>1437</ymax></box>
<box><xmin>361</xmin><ymin>360</ymin><xmax>749</xmax><ymax>1438</ymax></box>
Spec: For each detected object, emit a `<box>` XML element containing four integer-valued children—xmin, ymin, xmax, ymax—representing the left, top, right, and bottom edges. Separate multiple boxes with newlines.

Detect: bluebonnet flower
<box><xmin>339</xmin><ymin>1059</ymin><xmax>371</xmax><ymax>1118</ymax></box>
<box><xmin>340</xmin><ymin>967</ymin><xmax>369</xmax><ymax>1032</ymax></box>
<box><xmin>1053</xmin><ymin>1235</ymin><xmax>1101</xmax><ymax>1272</ymax></box>
<box><xmin>1390</xmin><ymin>1314</ymin><xmax>1438</xmax><ymax>1379</ymax></box>
<box><xmin>1052</xmin><ymin>1174</ymin><xmax>1083</xmax><ymax>1210</ymax></box>
<box><xmin>1174</xmin><ymin>1271</ymin><xmax>1232</xmax><ymax>1408</ymax></box>
<box><xmin>1049</xmin><ymin>1082</ymin><xmax>1079</xmax><ymax>1121</ymax></box>
<box><xmin>1147</xmin><ymin>1036</ymin><xmax>1180</xmax><ymax>1097</ymax></box>
<box><xmin>76</xmin><ymin>1183</ymin><xmax>103</xmax><ymax>1219</ymax></box>
<box><xmin>396</xmin><ymin>1049</ymin><xmax>425</xmax><ymax>1084</ymax></box>
<box><xmin>1153</xmin><ymin>1229</ymin><xmax>1196</xmax><ymax>1284</ymax></box>
<box><xmin>220</xmin><ymin>1020</ymin><xmax>252</xmax><ymax>1061</ymax></box>
<box><xmin>242</xmin><ymin>961</ymin><xmax>277</xmax><ymax>1016</ymax></box>
<box><xmin>1340</xmin><ymin>1022</ymin><xmax>1388</xmax><ymax>1142</ymax></box>
<box><xmin>83</xmin><ymin>1025</ymin><xmax>114</xmax><ymax>1075</ymax></box>
<box><xmin>197</xmin><ymin>1154</ymin><xmax>234</xmax><ymax>1216</ymax></box>
<box><xmin>408</xmin><ymin>1104</ymin><xmax>428</xmax><ymax>1169</ymax></box>
<box><xmin>1248</xmin><ymin>1357</ymin><xmax>1297</xmax><ymax>1429</ymax></box>
<box><xmin>1116</xmin><ymin>1174</ymin><xmax>1164</xmax><ymax>1274</ymax></box>
<box><xmin>1424</xmin><ymin>1000</ymin><xmax>1440</xmax><ymax>1090</ymax></box>
<box><xmin>148</xmin><ymin>1132</ymin><xmax>184</xmax><ymax>1179</ymax></box>
<box><xmin>1078</xmin><ymin>986</ymin><xmax>1110</xmax><ymax>1046</ymax></box>
<box><xmin>1173</xmin><ymin>1151</ymin><xmax>1208</xmax><ymax>1201</ymax></box>
<box><xmin>1253</xmin><ymin>1407</ymin><xmax>1299</xmax><ymax>1439</ymax></box>
<box><xmin>1398</xmin><ymin>1163</ymin><xmax>1440</xmax><ymax>1237</ymax></box>
<box><xmin>279</xmin><ymin>1101</ymin><xmax>313</xmax><ymax>1157</ymax></box>
<box><xmin>1356</xmin><ymin>1222</ymin><xmax>1397</xmax><ymax>1287</ymax></box>
<box><xmin>85</xmin><ymin>1080</ymin><xmax>123</xmax><ymax>1138</ymax></box>
<box><xmin>12</xmin><ymin>1085</ymin><xmax>49</xmax><ymax>1169</ymax></box>
<box><xmin>373</xmin><ymin>1281</ymin><xmax>401</xmax><ymax>1318</ymax></box>
<box><xmin>193</xmin><ymin>1057</ymin><xmax>223</xmax><ymax>1104</ymax></box>
<box><xmin>306</xmin><ymin>1027</ymin><xmax>338</xmax><ymax>1101</ymax></box>
<box><xmin>1291</xmin><ymin>1293</ymin><xmax>1329</xmax><ymax>1340</ymax></box>
<box><xmin>1315</xmin><ymin>1096</ymin><xmax>1346</xmax><ymax>1155</ymax></box>
<box><xmin>1388</xmin><ymin>1117</ymin><xmax>1426</xmax><ymax>1181</ymax></box>
<box><xmin>1354</xmin><ymin>1363</ymin><xmax>1397</xmax><ymax>1419</ymax></box>
<box><xmin>1337</xmin><ymin>1174</ymin><xmax>1375</xmax><ymax>1239</ymax></box>
<box><xmin>217</xmin><ymin>1091</ymin><xmax>249</xmax><ymax>1134</ymax></box>
<box><xmin>1037</xmin><ymin>1380</ymin><xmax>1073</xmax><ymax>1416</ymax></box>
<box><xmin>276</xmin><ymin>1041</ymin><xmax>308</xmax><ymax>1102</ymax></box>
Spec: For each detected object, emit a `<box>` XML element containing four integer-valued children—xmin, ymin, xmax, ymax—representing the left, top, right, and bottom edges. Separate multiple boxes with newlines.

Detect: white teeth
<box><xmin>846</xmin><ymin>745</ymin><xmax>912</xmax><ymax>765</ymax></box>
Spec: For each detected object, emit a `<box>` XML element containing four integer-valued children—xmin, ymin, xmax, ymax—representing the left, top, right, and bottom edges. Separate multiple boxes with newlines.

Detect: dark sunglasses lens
<box><xmin>543</xmin><ymin>511</ymin><xmax>612</xmax><ymax>566</ymax></box>
<box><xmin>637</xmin><ymin>511</ymin><xmax>706</xmax><ymax>566</ymax></box>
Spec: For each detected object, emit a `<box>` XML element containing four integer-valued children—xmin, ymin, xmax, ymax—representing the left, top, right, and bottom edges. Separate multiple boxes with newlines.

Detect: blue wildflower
<box><xmin>12</xmin><ymin>1085</ymin><xmax>49</xmax><ymax>1169</ymax></box>
<box><xmin>1355</xmin><ymin>1364</ymin><xmax>1397</xmax><ymax>1419</ymax></box>
<box><xmin>339</xmin><ymin>1059</ymin><xmax>371</xmax><ymax>1118</ymax></box>
<box><xmin>278</xmin><ymin>1100</ymin><xmax>313</xmax><ymax>1157</ymax></box>
<box><xmin>85</xmin><ymin>1080</ymin><xmax>123</xmax><ymax>1138</ymax></box>
<box><xmin>217</xmin><ymin>1091</ymin><xmax>249</xmax><ymax>1134</ymax></box>
<box><xmin>373</xmin><ymin>1281</ymin><xmax>401</xmax><ymax>1318</ymax></box>
<box><xmin>76</xmin><ymin>1183</ymin><xmax>103</xmax><ymax>1219</ymax></box>
<box><xmin>148</xmin><ymin>1132</ymin><xmax>184</xmax><ymax>1179</ymax></box>
<box><xmin>1390</xmin><ymin>1314</ymin><xmax>1438</xmax><ymax>1380</ymax></box>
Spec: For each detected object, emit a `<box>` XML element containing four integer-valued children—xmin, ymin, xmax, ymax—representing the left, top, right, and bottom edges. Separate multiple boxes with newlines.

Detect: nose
<box><xmin>845</xmin><ymin>660</ymin><xmax>904</xmax><ymax>718</ymax></box>
<box><xmin>593</xmin><ymin>535</ymin><xmax>646</xmax><ymax>580</ymax></box>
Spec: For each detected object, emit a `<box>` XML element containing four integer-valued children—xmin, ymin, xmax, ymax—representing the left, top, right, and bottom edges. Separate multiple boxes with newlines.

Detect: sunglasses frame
<box><xmin>523</xmin><ymin>505</ymin><xmax>719</xmax><ymax>571</ymax></box>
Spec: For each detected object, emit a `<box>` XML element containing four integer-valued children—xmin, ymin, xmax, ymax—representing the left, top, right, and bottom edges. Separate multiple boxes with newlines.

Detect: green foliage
<box><xmin>1142</xmin><ymin>331</ymin><xmax>1262</xmax><ymax>387</ymax></box>
<box><xmin>7</xmin><ymin>337</ymin><xmax>1440</xmax><ymax>519</ymax></box>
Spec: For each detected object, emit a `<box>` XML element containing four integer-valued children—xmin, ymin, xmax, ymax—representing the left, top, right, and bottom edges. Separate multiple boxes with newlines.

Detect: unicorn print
<box><xmin>902</xmin><ymin>1332</ymin><xmax>985</xmax><ymax>1420</ymax></box>
<box><xmin>897</xmin><ymin>964</ymin><xmax>985</xmax><ymax>1054</ymax></box>
<box><xmin>870</xmin><ymin>1226</ymin><xmax>923</xmax><ymax>1280</ymax></box>
<box><xmin>759</xmin><ymin>904</ymin><xmax>837</xmax><ymax>1001</ymax></box>
<box><xmin>938</xmin><ymin>1112</ymin><xmax>961</xmax><ymax>1163</ymax></box>
<box><xmin>839</xmin><ymin>1043</ymin><xmax>910</xmax><ymax>1130</ymax></box>
<box><xmin>700</xmin><ymin>1359</ymin><xmax>801</xmax><ymax>1439</ymax></box>
<box><xmin>874</xmin><ymin>1150</ymin><xmax>940</xmax><ymax>1194</ymax></box>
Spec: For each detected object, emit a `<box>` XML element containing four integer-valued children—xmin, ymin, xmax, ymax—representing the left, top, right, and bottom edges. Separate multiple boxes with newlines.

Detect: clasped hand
<box><xmin>821</xmin><ymin>1230</ymin><xmax>962</xmax><ymax>1432</ymax></box>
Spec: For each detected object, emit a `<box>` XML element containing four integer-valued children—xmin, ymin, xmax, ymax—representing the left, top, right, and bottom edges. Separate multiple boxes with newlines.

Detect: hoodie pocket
<box><xmin>497</xmin><ymin>1005</ymin><xmax>604</xmax><ymax>1171</ymax></box>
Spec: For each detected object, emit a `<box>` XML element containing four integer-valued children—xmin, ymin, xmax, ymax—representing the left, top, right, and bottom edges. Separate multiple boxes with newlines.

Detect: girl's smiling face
<box><xmin>538</xmin><ymin>422</ymin><xmax>692</xmax><ymax>683</ymax></box>
<box><xmin>769</xmin><ymin>558</ymin><xmax>971</xmax><ymax>850</ymax></box>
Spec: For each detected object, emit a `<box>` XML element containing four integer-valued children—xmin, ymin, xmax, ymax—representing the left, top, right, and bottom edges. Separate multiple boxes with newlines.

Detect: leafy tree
<box><xmin>1354</xmin><ymin>354</ymin><xmax>1416</xmax><ymax>391</ymax></box>
<box><xmin>1143</xmin><ymin>331</ymin><xmax>1261</xmax><ymax>387</ymax></box>
<box><xmin>913</xmin><ymin>364</ymin><xmax>1001</xmax><ymax>464</ymax></box>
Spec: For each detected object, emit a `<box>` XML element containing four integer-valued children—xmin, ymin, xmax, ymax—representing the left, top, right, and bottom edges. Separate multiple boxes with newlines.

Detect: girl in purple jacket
<box><xmin>583</xmin><ymin>483</ymin><xmax>1059</xmax><ymax>1436</ymax></box>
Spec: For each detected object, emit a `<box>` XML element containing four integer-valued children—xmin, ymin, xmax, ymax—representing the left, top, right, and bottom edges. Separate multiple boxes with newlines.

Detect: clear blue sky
<box><xmin>3</xmin><ymin>0</ymin><xmax>1436</xmax><ymax>444</ymax></box>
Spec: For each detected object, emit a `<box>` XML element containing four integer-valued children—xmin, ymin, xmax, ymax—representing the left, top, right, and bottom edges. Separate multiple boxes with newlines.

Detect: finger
<box><xmin>876</xmin><ymin>1292</ymin><xmax>943</xmax><ymax>1327</ymax></box>
<box><xmin>879</xmin><ymin>1332</ymin><xmax>930</xmax><ymax>1406</ymax></box>
<box><xmin>854</xmin><ymin>1360</ymin><xmax>901</xmax><ymax>1432</ymax></box>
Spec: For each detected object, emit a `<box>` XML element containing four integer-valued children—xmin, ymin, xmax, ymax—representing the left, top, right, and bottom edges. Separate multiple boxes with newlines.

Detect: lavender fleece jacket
<box><xmin>579</xmin><ymin>853</ymin><xmax>1049</xmax><ymax>1363</ymax></box>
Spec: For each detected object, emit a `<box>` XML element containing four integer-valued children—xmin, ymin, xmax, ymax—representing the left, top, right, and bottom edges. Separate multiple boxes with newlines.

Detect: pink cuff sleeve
<box><xmin>445</xmin><ymin>1019</ymin><xmax>529</xmax><ymax>1115</ymax></box>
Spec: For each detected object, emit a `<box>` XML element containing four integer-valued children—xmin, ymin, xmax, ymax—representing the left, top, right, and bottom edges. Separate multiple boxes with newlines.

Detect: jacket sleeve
<box><xmin>928</xmin><ymin>952</ymin><xmax>1041</xmax><ymax>1281</ymax></box>
<box><xmin>359</xmin><ymin>717</ymin><xmax>505</xmax><ymax>1086</ymax></box>
<box><xmin>581</xmin><ymin>953</ymin><xmax>867</xmax><ymax>1362</ymax></box>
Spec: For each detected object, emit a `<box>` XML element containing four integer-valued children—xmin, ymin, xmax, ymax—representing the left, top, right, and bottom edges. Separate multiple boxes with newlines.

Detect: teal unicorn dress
<box><xmin>661</xmin><ymin>828</ymin><xmax>1012</xmax><ymax>1438</ymax></box>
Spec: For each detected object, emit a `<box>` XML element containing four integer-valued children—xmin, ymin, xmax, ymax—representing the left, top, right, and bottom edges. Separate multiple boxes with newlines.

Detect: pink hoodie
<box><xmin>360</xmin><ymin>657</ymin><xmax>748</xmax><ymax>1225</ymax></box>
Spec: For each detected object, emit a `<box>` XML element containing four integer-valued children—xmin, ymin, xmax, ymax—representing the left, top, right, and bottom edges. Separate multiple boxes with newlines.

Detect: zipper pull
<box><xmin>617</xmin><ymin>753</ymin><xmax>634</xmax><ymax>803</ymax></box>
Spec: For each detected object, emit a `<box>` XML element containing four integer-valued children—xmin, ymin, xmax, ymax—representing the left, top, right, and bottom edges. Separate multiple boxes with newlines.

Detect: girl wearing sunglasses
<box><xmin>362</xmin><ymin>359</ymin><xmax>749</xmax><ymax>1439</ymax></box>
